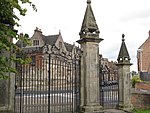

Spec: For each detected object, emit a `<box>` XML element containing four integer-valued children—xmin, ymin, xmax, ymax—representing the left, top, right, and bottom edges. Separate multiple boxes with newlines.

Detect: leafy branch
<box><xmin>0</xmin><ymin>0</ymin><xmax>36</xmax><ymax>79</ymax></box>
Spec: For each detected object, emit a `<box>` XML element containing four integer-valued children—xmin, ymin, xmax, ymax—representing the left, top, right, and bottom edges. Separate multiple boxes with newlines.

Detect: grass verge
<box><xmin>132</xmin><ymin>108</ymin><xmax>150</xmax><ymax>113</ymax></box>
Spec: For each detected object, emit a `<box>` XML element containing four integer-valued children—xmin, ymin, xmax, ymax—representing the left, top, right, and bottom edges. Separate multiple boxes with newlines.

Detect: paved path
<box><xmin>104</xmin><ymin>109</ymin><xmax>134</xmax><ymax>113</ymax></box>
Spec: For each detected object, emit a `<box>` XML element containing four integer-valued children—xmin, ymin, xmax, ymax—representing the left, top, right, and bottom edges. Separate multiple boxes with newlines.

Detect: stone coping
<box><xmin>131</xmin><ymin>88</ymin><xmax>150</xmax><ymax>95</ymax></box>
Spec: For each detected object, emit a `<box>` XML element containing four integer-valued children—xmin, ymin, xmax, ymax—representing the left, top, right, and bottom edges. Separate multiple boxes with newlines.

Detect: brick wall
<box><xmin>142</xmin><ymin>44</ymin><xmax>150</xmax><ymax>72</ymax></box>
<box><xmin>138</xmin><ymin>31</ymin><xmax>150</xmax><ymax>72</ymax></box>
<box><xmin>131</xmin><ymin>82</ymin><xmax>150</xmax><ymax>109</ymax></box>
<box><xmin>131</xmin><ymin>92</ymin><xmax>150</xmax><ymax>109</ymax></box>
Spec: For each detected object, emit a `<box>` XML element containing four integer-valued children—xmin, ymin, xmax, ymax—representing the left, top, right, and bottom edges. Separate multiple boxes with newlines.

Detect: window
<box><xmin>33</xmin><ymin>40</ymin><xmax>39</xmax><ymax>46</ymax></box>
<box><xmin>59</xmin><ymin>41</ymin><xmax>62</xmax><ymax>48</ymax></box>
<box><xmin>31</xmin><ymin>56</ymin><xmax>36</xmax><ymax>66</ymax></box>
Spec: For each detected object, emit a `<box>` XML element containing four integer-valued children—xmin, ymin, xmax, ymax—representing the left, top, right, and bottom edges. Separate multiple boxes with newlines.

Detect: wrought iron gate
<box><xmin>14</xmin><ymin>46</ymin><xmax>80</xmax><ymax>113</ymax></box>
<box><xmin>99</xmin><ymin>64</ymin><xmax>119</xmax><ymax>109</ymax></box>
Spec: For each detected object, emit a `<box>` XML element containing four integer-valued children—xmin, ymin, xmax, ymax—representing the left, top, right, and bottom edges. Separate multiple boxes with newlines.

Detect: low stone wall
<box><xmin>131</xmin><ymin>82</ymin><xmax>150</xmax><ymax>109</ymax></box>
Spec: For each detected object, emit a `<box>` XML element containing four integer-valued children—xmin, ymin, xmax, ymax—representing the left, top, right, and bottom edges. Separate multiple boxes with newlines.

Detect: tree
<box><xmin>0</xmin><ymin>0</ymin><xmax>37</xmax><ymax>79</ymax></box>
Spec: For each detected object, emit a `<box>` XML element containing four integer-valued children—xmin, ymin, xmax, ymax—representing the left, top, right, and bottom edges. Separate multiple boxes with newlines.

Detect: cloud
<box><xmin>16</xmin><ymin>0</ymin><xmax>150</xmax><ymax>72</ymax></box>
<box><xmin>120</xmin><ymin>7</ymin><xmax>150</xmax><ymax>22</ymax></box>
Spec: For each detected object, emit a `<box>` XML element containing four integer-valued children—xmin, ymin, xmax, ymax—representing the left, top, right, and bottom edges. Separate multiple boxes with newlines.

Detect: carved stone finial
<box><xmin>122</xmin><ymin>34</ymin><xmax>125</xmax><ymax>41</ymax></box>
<box><xmin>79</xmin><ymin>0</ymin><xmax>100</xmax><ymax>37</ymax></box>
<box><xmin>59</xmin><ymin>29</ymin><xmax>61</xmax><ymax>35</ymax></box>
<box><xmin>36</xmin><ymin>27</ymin><xmax>39</xmax><ymax>30</ymax></box>
<box><xmin>87</xmin><ymin>0</ymin><xmax>91</xmax><ymax>4</ymax></box>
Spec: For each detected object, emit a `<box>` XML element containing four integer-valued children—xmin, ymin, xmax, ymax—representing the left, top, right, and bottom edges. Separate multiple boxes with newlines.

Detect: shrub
<box><xmin>131</xmin><ymin>76</ymin><xmax>142</xmax><ymax>88</ymax></box>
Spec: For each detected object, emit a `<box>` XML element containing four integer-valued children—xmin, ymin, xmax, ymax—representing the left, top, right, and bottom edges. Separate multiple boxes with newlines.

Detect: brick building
<box><xmin>16</xmin><ymin>27</ymin><xmax>80</xmax><ymax>88</ymax></box>
<box><xmin>137</xmin><ymin>31</ymin><xmax>150</xmax><ymax>72</ymax></box>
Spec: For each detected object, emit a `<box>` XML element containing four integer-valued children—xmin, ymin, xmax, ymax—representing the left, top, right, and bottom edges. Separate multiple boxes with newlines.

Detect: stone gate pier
<box><xmin>116</xmin><ymin>34</ymin><xmax>133</xmax><ymax>111</ymax></box>
<box><xmin>77</xmin><ymin>0</ymin><xmax>103</xmax><ymax>113</ymax></box>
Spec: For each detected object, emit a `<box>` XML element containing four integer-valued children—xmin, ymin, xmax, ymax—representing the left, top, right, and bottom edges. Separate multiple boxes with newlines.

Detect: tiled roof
<box><xmin>42</xmin><ymin>34</ymin><xmax>59</xmax><ymax>46</ymax></box>
<box><xmin>138</xmin><ymin>38</ymin><xmax>150</xmax><ymax>49</ymax></box>
<box><xmin>64</xmin><ymin>42</ymin><xmax>74</xmax><ymax>52</ymax></box>
<box><xmin>138</xmin><ymin>31</ymin><xmax>150</xmax><ymax>49</ymax></box>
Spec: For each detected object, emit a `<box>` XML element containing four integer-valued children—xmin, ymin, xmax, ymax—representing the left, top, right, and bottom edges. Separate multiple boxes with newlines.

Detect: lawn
<box><xmin>132</xmin><ymin>109</ymin><xmax>150</xmax><ymax>113</ymax></box>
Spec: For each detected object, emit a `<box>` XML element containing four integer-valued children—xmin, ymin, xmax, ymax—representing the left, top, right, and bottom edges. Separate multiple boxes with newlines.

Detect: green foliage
<box><xmin>131</xmin><ymin>76</ymin><xmax>142</xmax><ymax>88</ymax></box>
<box><xmin>0</xmin><ymin>0</ymin><xmax>36</xmax><ymax>79</ymax></box>
<box><xmin>132</xmin><ymin>108</ymin><xmax>150</xmax><ymax>113</ymax></box>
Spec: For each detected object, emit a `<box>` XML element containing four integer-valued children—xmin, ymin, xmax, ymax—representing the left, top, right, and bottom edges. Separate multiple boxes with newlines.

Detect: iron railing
<box><xmin>99</xmin><ymin>64</ymin><xmax>119</xmax><ymax>109</ymax></box>
<box><xmin>14</xmin><ymin>46</ymin><xmax>80</xmax><ymax>113</ymax></box>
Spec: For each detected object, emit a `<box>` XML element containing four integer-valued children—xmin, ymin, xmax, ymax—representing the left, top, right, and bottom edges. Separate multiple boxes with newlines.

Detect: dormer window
<box><xmin>33</xmin><ymin>40</ymin><xmax>39</xmax><ymax>46</ymax></box>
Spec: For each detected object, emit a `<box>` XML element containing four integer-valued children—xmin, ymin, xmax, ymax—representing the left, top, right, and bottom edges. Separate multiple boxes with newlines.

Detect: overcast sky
<box><xmin>17</xmin><ymin>0</ymin><xmax>150</xmax><ymax>72</ymax></box>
